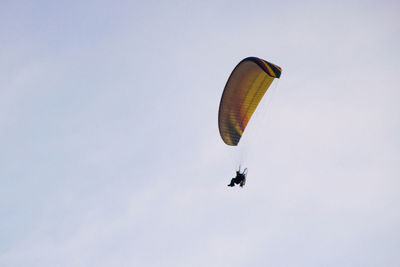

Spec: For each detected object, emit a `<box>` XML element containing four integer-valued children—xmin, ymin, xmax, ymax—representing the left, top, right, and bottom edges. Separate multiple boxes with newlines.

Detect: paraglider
<box><xmin>218</xmin><ymin>57</ymin><xmax>282</xmax><ymax>187</ymax></box>
<box><xmin>227</xmin><ymin>167</ymin><xmax>247</xmax><ymax>187</ymax></box>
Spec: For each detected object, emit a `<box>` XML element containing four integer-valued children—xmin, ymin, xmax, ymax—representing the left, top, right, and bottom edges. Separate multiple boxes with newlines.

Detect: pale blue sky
<box><xmin>1</xmin><ymin>0</ymin><xmax>399</xmax><ymax>266</ymax></box>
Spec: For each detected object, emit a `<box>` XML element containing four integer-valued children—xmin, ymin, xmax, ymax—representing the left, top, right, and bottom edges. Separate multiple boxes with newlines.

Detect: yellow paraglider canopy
<box><xmin>218</xmin><ymin>57</ymin><xmax>282</xmax><ymax>146</ymax></box>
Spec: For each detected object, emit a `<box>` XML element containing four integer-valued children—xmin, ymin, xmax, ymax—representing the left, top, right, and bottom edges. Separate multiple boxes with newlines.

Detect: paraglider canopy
<box><xmin>218</xmin><ymin>57</ymin><xmax>281</xmax><ymax>146</ymax></box>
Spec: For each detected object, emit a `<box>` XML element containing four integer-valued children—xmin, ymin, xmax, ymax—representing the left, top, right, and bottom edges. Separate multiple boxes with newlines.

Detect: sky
<box><xmin>1</xmin><ymin>0</ymin><xmax>399</xmax><ymax>266</ymax></box>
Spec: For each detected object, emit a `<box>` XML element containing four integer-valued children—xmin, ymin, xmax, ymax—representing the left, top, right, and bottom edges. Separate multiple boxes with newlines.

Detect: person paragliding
<box><xmin>218</xmin><ymin>56</ymin><xmax>282</xmax><ymax>188</ymax></box>
<box><xmin>227</xmin><ymin>167</ymin><xmax>247</xmax><ymax>187</ymax></box>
